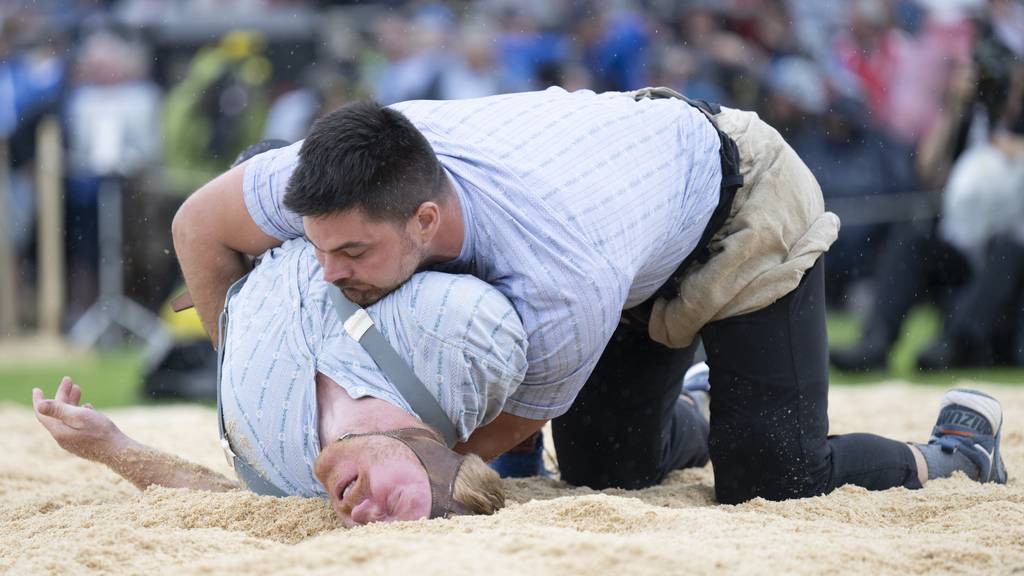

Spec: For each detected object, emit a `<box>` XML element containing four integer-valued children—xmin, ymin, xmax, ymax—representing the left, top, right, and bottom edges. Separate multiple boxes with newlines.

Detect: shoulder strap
<box><xmin>327</xmin><ymin>286</ymin><xmax>459</xmax><ymax>448</ymax></box>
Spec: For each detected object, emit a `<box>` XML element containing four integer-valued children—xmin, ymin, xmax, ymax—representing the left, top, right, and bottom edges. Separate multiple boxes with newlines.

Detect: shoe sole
<box><xmin>994</xmin><ymin>427</ymin><xmax>1007</xmax><ymax>484</ymax></box>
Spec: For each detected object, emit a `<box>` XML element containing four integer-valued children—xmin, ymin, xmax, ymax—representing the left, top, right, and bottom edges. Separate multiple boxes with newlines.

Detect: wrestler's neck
<box><xmin>315</xmin><ymin>372</ymin><xmax>429</xmax><ymax>441</ymax></box>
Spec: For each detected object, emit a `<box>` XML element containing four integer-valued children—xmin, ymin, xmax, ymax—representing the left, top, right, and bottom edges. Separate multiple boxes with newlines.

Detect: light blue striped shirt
<box><xmin>220</xmin><ymin>239</ymin><xmax>528</xmax><ymax>496</ymax></box>
<box><xmin>243</xmin><ymin>87</ymin><xmax>721</xmax><ymax>421</ymax></box>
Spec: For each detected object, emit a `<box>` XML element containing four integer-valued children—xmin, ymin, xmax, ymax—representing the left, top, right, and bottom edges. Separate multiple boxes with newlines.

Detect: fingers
<box><xmin>32</xmin><ymin>387</ymin><xmax>65</xmax><ymax>435</ymax></box>
<box><xmin>43</xmin><ymin>376</ymin><xmax>85</xmax><ymax>408</ymax></box>
<box><xmin>31</xmin><ymin>388</ymin><xmax>57</xmax><ymax>419</ymax></box>
<box><xmin>35</xmin><ymin>393</ymin><xmax>80</xmax><ymax>422</ymax></box>
<box><xmin>33</xmin><ymin>379</ymin><xmax>90</xmax><ymax>427</ymax></box>
<box><xmin>35</xmin><ymin>398</ymin><xmax>63</xmax><ymax>420</ymax></box>
<box><xmin>55</xmin><ymin>377</ymin><xmax>73</xmax><ymax>403</ymax></box>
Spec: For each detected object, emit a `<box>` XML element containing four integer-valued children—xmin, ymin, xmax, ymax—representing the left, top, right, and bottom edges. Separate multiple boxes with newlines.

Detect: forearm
<box><xmin>172</xmin><ymin>216</ymin><xmax>250</xmax><ymax>345</ymax></box>
<box><xmin>104</xmin><ymin>435</ymin><xmax>238</xmax><ymax>492</ymax></box>
<box><xmin>171</xmin><ymin>163</ymin><xmax>280</xmax><ymax>345</ymax></box>
<box><xmin>457</xmin><ymin>412</ymin><xmax>547</xmax><ymax>461</ymax></box>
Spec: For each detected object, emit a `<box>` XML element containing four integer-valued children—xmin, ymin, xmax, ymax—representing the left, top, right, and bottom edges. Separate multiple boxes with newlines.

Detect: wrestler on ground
<box><xmin>33</xmin><ymin>239</ymin><xmax>540</xmax><ymax>526</ymax></box>
<box><xmin>173</xmin><ymin>87</ymin><xmax>1008</xmax><ymax>505</ymax></box>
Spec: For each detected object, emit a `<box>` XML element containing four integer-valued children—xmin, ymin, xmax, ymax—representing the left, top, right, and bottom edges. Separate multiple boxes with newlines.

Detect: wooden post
<box><xmin>0</xmin><ymin>138</ymin><xmax>15</xmax><ymax>337</ymax></box>
<box><xmin>36</xmin><ymin>117</ymin><xmax>64</xmax><ymax>337</ymax></box>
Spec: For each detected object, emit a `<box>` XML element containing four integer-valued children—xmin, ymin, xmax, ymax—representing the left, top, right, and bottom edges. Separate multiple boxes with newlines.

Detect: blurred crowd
<box><xmin>2</xmin><ymin>0</ymin><xmax>1024</xmax><ymax>372</ymax></box>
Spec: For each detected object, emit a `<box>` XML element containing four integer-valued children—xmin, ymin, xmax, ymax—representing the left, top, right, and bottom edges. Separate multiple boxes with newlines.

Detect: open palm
<box><xmin>32</xmin><ymin>377</ymin><xmax>125</xmax><ymax>463</ymax></box>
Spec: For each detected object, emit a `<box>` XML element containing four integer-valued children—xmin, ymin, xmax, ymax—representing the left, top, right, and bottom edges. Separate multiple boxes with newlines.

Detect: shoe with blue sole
<box><xmin>929</xmin><ymin>389</ymin><xmax>1007</xmax><ymax>484</ymax></box>
<box><xmin>489</xmin><ymin>430</ymin><xmax>549</xmax><ymax>478</ymax></box>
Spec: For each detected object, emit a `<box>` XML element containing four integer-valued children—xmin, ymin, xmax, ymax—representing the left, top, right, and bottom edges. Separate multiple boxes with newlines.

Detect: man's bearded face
<box><xmin>305</xmin><ymin>209</ymin><xmax>425</xmax><ymax>306</ymax></box>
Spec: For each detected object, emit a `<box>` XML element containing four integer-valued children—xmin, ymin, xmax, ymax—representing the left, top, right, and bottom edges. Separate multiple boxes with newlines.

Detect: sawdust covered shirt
<box><xmin>220</xmin><ymin>239</ymin><xmax>527</xmax><ymax>496</ymax></box>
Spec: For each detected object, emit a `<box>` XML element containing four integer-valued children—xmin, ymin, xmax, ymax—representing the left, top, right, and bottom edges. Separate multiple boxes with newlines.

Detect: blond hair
<box><xmin>453</xmin><ymin>454</ymin><xmax>505</xmax><ymax>515</ymax></box>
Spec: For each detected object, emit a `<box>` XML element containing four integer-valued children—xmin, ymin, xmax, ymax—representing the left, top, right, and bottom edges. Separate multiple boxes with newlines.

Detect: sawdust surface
<box><xmin>2</xmin><ymin>383</ymin><xmax>1023</xmax><ymax>575</ymax></box>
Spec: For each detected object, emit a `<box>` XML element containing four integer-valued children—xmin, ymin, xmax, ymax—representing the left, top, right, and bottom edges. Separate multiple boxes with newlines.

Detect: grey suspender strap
<box><xmin>327</xmin><ymin>286</ymin><xmax>459</xmax><ymax>448</ymax></box>
<box><xmin>216</xmin><ymin>274</ymin><xmax>289</xmax><ymax>497</ymax></box>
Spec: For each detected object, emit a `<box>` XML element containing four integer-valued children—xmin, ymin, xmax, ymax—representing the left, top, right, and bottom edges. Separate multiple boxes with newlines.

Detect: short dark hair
<box><xmin>284</xmin><ymin>101</ymin><xmax>443</xmax><ymax>221</ymax></box>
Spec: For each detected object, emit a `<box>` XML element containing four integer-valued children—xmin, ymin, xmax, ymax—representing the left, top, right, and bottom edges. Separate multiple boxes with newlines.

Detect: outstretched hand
<box><xmin>32</xmin><ymin>377</ymin><xmax>126</xmax><ymax>463</ymax></box>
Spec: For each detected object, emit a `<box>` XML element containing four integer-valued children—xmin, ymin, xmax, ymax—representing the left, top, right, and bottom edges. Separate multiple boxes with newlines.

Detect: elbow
<box><xmin>171</xmin><ymin>198</ymin><xmax>194</xmax><ymax>258</ymax></box>
<box><xmin>172</xmin><ymin>190</ymin><xmax>213</xmax><ymax>262</ymax></box>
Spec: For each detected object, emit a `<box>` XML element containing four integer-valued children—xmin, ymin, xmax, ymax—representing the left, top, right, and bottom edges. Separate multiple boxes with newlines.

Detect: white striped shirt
<box><xmin>220</xmin><ymin>239</ymin><xmax>528</xmax><ymax>496</ymax></box>
<box><xmin>243</xmin><ymin>87</ymin><xmax>721</xmax><ymax>420</ymax></box>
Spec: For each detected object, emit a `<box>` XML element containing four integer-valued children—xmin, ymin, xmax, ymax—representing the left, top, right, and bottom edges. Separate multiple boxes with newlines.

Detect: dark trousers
<box><xmin>943</xmin><ymin>236</ymin><xmax>1024</xmax><ymax>365</ymax></box>
<box><xmin>552</xmin><ymin>258</ymin><xmax>921</xmax><ymax>503</ymax></box>
<box><xmin>870</xmin><ymin>222</ymin><xmax>971</xmax><ymax>341</ymax></box>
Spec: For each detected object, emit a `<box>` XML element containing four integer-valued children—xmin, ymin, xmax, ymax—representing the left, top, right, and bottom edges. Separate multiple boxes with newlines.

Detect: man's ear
<box><xmin>411</xmin><ymin>202</ymin><xmax>441</xmax><ymax>241</ymax></box>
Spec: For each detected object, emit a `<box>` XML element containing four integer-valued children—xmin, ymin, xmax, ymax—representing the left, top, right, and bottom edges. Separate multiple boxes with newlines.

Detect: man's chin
<box><xmin>341</xmin><ymin>287</ymin><xmax>385</xmax><ymax>307</ymax></box>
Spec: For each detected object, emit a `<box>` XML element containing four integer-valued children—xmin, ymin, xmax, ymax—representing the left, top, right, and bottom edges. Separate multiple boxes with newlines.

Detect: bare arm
<box><xmin>456</xmin><ymin>411</ymin><xmax>547</xmax><ymax>461</ymax></box>
<box><xmin>171</xmin><ymin>162</ymin><xmax>283</xmax><ymax>345</ymax></box>
<box><xmin>33</xmin><ymin>378</ymin><xmax>238</xmax><ymax>492</ymax></box>
<box><xmin>101</xmin><ymin>436</ymin><xmax>238</xmax><ymax>493</ymax></box>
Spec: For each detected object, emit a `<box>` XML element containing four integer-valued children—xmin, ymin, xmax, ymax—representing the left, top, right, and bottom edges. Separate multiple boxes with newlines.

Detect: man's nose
<box><xmin>322</xmin><ymin>256</ymin><xmax>353</xmax><ymax>285</ymax></box>
<box><xmin>350</xmin><ymin>499</ymin><xmax>388</xmax><ymax>525</ymax></box>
